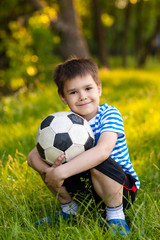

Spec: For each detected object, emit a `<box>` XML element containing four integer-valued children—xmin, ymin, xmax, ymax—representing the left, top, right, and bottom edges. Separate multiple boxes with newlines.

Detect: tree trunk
<box><xmin>122</xmin><ymin>2</ymin><xmax>132</xmax><ymax>67</ymax></box>
<box><xmin>135</xmin><ymin>0</ymin><xmax>160</xmax><ymax>67</ymax></box>
<box><xmin>134</xmin><ymin>0</ymin><xmax>143</xmax><ymax>60</ymax></box>
<box><xmin>29</xmin><ymin>0</ymin><xmax>90</xmax><ymax>60</ymax></box>
<box><xmin>137</xmin><ymin>18</ymin><xmax>160</xmax><ymax>67</ymax></box>
<box><xmin>53</xmin><ymin>0</ymin><xmax>90</xmax><ymax>59</ymax></box>
<box><xmin>92</xmin><ymin>0</ymin><xmax>109</xmax><ymax>67</ymax></box>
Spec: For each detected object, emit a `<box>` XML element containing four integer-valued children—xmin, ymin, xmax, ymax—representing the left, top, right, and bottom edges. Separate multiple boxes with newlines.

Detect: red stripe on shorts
<box><xmin>123</xmin><ymin>184</ymin><xmax>137</xmax><ymax>192</ymax></box>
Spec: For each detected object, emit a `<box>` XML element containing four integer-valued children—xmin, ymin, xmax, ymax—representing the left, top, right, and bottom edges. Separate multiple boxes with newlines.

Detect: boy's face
<box><xmin>59</xmin><ymin>74</ymin><xmax>101</xmax><ymax>121</ymax></box>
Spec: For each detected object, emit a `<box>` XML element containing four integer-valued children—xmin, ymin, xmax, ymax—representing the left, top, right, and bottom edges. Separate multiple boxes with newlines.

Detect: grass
<box><xmin>0</xmin><ymin>63</ymin><xmax>160</xmax><ymax>239</ymax></box>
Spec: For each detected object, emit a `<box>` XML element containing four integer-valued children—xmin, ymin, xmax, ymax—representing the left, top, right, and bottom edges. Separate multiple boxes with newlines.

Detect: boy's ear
<box><xmin>98</xmin><ymin>83</ymin><xmax>102</xmax><ymax>96</ymax></box>
<box><xmin>59</xmin><ymin>93</ymin><xmax>67</xmax><ymax>105</ymax></box>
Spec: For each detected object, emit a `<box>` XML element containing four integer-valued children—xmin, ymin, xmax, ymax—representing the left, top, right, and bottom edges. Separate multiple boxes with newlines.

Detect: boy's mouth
<box><xmin>77</xmin><ymin>102</ymin><xmax>91</xmax><ymax>107</ymax></box>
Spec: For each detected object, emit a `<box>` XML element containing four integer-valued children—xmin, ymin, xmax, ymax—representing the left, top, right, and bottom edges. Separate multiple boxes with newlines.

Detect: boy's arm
<box><xmin>27</xmin><ymin>147</ymin><xmax>65</xmax><ymax>174</ymax></box>
<box><xmin>27</xmin><ymin>147</ymin><xmax>50</xmax><ymax>175</ymax></box>
<box><xmin>44</xmin><ymin>131</ymin><xmax>117</xmax><ymax>188</ymax></box>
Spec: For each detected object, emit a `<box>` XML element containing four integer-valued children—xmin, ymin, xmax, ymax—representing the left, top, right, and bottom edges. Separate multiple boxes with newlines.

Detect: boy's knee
<box><xmin>27</xmin><ymin>151</ymin><xmax>32</xmax><ymax>167</ymax></box>
<box><xmin>90</xmin><ymin>168</ymin><xmax>101</xmax><ymax>178</ymax></box>
<box><xmin>27</xmin><ymin>148</ymin><xmax>36</xmax><ymax>167</ymax></box>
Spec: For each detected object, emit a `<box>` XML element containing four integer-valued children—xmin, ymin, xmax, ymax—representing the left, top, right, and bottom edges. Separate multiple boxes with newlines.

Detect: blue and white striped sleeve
<box><xmin>100</xmin><ymin>107</ymin><xmax>124</xmax><ymax>137</ymax></box>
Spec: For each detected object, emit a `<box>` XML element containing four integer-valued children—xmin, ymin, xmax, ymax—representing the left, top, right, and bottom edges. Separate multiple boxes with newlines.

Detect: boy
<box><xmin>27</xmin><ymin>58</ymin><xmax>140</xmax><ymax>236</ymax></box>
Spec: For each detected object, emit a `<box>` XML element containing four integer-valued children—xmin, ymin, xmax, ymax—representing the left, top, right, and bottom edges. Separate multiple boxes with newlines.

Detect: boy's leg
<box><xmin>28</xmin><ymin>148</ymin><xmax>73</xmax><ymax>204</ymax></box>
<box><xmin>35</xmin><ymin>173</ymin><xmax>79</xmax><ymax>226</ymax></box>
<box><xmin>40</xmin><ymin>172</ymin><xmax>72</xmax><ymax>204</ymax></box>
<box><xmin>35</xmin><ymin>170</ymin><xmax>90</xmax><ymax>226</ymax></box>
<box><xmin>90</xmin><ymin>157</ymin><xmax>137</xmax><ymax>236</ymax></box>
<box><xmin>91</xmin><ymin>157</ymin><xmax>137</xmax><ymax>209</ymax></box>
<box><xmin>90</xmin><ymin>168</ymin><xmax>123</xmax><ymax>207</ymax></box>
<box><xmin>28</xmin><ymin>148</ymin><xmax>78</xmax><ymax>225</ymax></box>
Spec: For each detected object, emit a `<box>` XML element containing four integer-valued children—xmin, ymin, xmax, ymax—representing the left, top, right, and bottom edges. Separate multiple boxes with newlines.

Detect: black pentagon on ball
<box><xmin>54</xmin><ymin>133</ymin><xmax>72</xmax><ymax>152</ymax></box>
<box><xmin>37</xmin><ymin>142</ymin><xmax>45</xmax><ymax>159</ymax></box>
<box><xmin>84</xmin><ymin>136</ymin><xmax>94</xmax><ymax>151</ymax></box>
<box><xmin>68</xmin><ymin>113</ymin><xmax>84</xmax><ymax>125</ymax></box>
<box><xmin>40</xmin><ymin>115</ymin><xmax>55</xmax><ymax>130</ymax></box>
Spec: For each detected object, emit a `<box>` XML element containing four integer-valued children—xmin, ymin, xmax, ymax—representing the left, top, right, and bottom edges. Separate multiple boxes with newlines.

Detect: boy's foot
<box><xmin>107</xmin><ymin>219</ymin><xmax>130</xmax><ymax>236</ymax></box>
<box><xmin>35</xmin><ymin>210</ymin><xmax>75</xmax><ymax>226</ymax></box>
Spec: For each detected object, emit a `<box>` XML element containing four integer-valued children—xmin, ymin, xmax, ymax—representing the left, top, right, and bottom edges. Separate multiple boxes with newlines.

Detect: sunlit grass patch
<box><xmin>0</xmin><ymin>65</ymin><xmax>160</xmax><ymax>239</ymax></box>
<box><xmin>100</xmin><ymin>68</ymin><xmax>159</xmax><ymax>105</ymax></box>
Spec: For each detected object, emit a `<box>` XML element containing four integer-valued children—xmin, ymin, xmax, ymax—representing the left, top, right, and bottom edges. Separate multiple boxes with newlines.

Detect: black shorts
<box><xmin>63</xmin><ymin>157</ymin><xmax>137</xmax><ymax>209</ymax></box>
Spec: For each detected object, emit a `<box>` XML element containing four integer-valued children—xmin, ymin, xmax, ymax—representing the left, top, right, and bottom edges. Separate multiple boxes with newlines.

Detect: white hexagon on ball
<box><xmin>38</xmin><ymin>127</ymin><xmax>55</xmax><ymax>149</ymax></box>
<box><xmin>45</xmin><ymin>146</ymin><xmax>64</xmax><ymax>165</ymax></box>
<box><xmin>69</xmin><ymin>125</ymin><xmax>89</xmax><ymax>145</ymax></box>
<box><xmin>50</xmin><ymin>116</ymin><xmax>72</xmax><ymax>133</ymax></box>
<box><xmin>65</xmin><ymin>144</ymin><xmax>85</xmax><ymax>161</ymax></box>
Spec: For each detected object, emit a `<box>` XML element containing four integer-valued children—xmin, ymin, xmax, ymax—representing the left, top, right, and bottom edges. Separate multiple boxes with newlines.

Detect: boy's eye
<box><xmin>86</xmin><ymin>87</ymin><xmax>92</xmax><ymax>91</ymax></box>
<box><xmin>70</xmin><ymin>91</ymin><xmax>77</xmax><ymax>95</ymax></box>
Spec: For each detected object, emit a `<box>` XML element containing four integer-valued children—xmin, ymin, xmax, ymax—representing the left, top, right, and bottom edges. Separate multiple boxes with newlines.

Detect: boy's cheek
<box><xmin>59</xmin><ymin>94</ymin><xmax>68</xmax><ymax>105</ymax></box>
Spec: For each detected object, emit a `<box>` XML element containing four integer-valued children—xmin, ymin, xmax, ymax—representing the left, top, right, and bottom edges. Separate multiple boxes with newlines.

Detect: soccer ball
<box><xmin>36</xmin><ymin>111</ymin><xmax>95</xmax><ymax>165</ymax></box>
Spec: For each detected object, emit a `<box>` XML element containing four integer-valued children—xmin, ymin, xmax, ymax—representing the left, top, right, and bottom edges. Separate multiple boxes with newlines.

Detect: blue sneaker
<box><xmin>107</xmin><ymin>219</ymin><xmax>130</xmax><ymax>236</ymax></box>
<box><xmin>35</xmin><ymin>210</ymin><xmax>75</xmax><ymax>226</ymax></box>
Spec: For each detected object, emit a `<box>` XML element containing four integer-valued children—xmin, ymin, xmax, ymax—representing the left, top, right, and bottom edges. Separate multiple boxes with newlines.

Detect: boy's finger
<box><xmin>52</xmin><ymin>154</ymin><xmax>65</xmax><ymax>167</ymax></box>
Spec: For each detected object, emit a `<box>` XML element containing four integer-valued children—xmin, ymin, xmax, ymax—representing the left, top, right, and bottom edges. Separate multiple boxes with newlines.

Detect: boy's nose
<box><xmin>79</xmin><ymin>91</ymin><xmax>87</xmax><ymax>100</ymax></box>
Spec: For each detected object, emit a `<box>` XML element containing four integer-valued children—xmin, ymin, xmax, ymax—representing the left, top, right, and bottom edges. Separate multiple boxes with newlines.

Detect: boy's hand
<box><xmin>44</xmin><ymin>154</ymin><xmax>66</xmax><ymax>189</ymax></box>
<box><xmin>44</xmin><ymin>167</ymin><xmax>64</xmax><ymax>189</ymax></box>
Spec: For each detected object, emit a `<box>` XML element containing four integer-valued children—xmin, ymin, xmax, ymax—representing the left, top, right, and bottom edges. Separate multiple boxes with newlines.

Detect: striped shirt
<box><xmin>88</xmin><ymin>104</ymin><xmax>140</xmax><ymax>189</ymax></box>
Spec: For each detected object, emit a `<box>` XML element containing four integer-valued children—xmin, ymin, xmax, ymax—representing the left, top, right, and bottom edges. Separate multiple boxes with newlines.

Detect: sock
<box><xmin>61</xmin><ymin>201</ymin><xmax>79</xmax><ymax>215</ymax></box>
<box><xmin>106</xmin><ymin>203</ymin><xmax>125</xmax><ymax>221</ymax></box>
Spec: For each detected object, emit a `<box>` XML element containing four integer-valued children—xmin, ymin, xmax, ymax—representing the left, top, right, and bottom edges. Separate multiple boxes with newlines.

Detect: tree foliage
<box><xmin>0</xmin><ymin>0</ymin><xmax>160</xmax><ymax>94</ymax></box>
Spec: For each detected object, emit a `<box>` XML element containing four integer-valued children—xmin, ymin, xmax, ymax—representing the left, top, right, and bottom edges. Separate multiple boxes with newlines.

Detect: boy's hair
<box><xmin>53</xmin><ymin>57</ymin><xmax>101</xmax><ymax>96</ymax></box>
